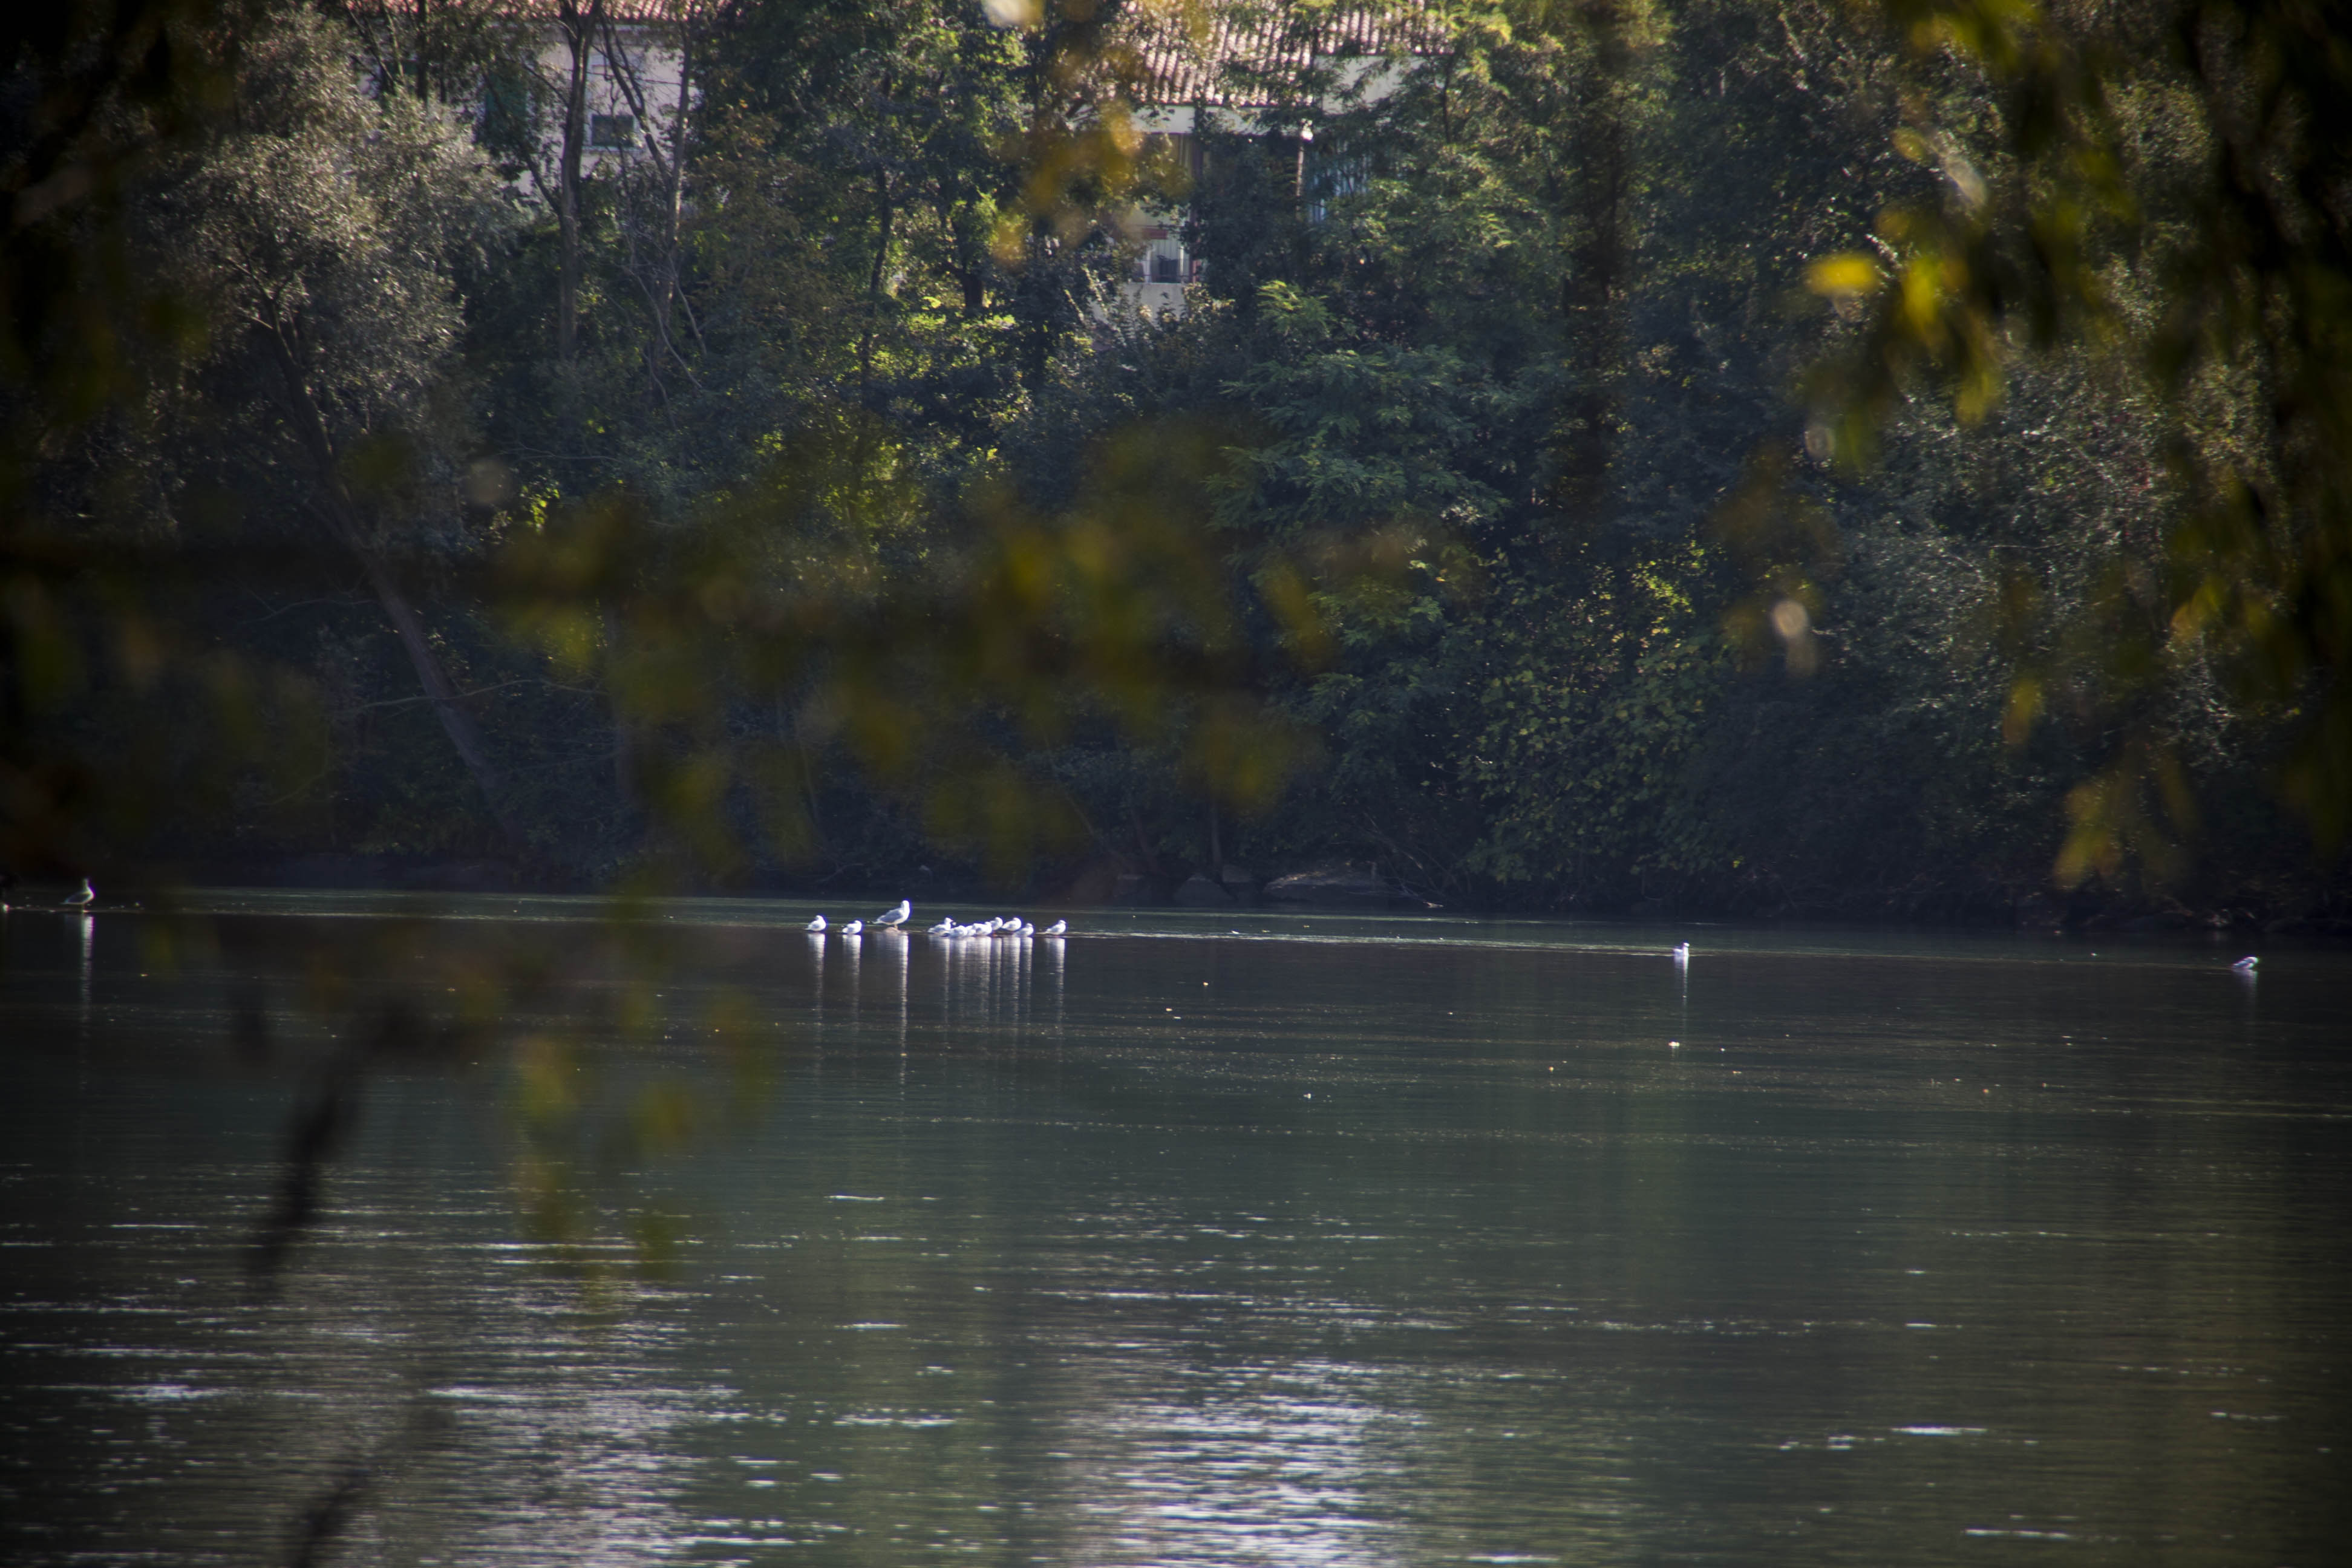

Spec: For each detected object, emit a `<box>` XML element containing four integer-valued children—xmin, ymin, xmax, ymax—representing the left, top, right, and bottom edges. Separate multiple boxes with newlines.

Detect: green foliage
<box><xmin>1794</xmin><ymin>0</ymin><xmax>2352</xmax><ymax>878</ymax></box>
<box><xmin>1224</xmin><ymin>281</ymin><xmax>1511</xmax><ymax>541</ymax></box>
<box><xmin>5</xmin><ymin>0</ymin><xmax>2345</xmax><ymax>916</ymax></box>
<box><xmin>1465</xmin><ymin>552</ymin><xmax>1725</xmax><ymax>893</ymax></box>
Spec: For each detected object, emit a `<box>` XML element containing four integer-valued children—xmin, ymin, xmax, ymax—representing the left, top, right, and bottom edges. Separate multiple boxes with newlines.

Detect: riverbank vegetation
<box><xmin>5</xmin><ymin>0</ymin><xmax>2348</xmax><ymax>927</ymax></box>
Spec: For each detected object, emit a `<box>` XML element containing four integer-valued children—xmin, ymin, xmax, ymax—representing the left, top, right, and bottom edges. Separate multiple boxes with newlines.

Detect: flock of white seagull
<box><xmin>803</xmin><ymin>900</ymin><xmax>1068</xmax><ymax>941</ymax></box>
<box><xmin>16</xmin><ymin>881</ymin><xmax>2270</xmax><ymax>975</ymax></box>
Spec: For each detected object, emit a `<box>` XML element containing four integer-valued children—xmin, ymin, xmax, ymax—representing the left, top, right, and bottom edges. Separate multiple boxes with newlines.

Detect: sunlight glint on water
<box><xmin>2</xmin><ymin>892</ymin><xmax>2348</xmax><ymax>1566</ymax></box>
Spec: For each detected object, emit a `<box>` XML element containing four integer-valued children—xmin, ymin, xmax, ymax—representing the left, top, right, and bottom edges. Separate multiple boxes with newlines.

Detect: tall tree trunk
<box><xmin>601</xmin><ymin>4</ymin><xmax>699</xmax><ymax>399</ymax></box>
<box><xmin>642</xmin><ymin>112</ymin><xmax>684</xmax><ymax>399</ymax></box>
<box><xmin>553</xmin><ymin>0</ymin><xmax>603</xmax><ymax>362</ymax></box>
<box><xmin>1207</xmin><ymin>796</ymin><xmax>1233</xmax><ymax>898</ymax></box>
<box><xmin>351</xmin><ymin>548</ymin><xmax>529</xmax><ymax>850</ymax></box>
<box><xmin>606</xmin><ymin>607</ymin><xmax>636</xmax><ymax>814</ymax></box>
<box><xmin>261</xmin><ymin>320</ymin><xmax>528</xmax><ymax>852</ymax></box>
<box><xmin>1553</xmin><ymin>0</ymin><xmax>1630</xmax><ymax>544</ymax></box>
<box><xmin>860</xmin><ymin>165</ymin><xmax>893</xmax><ymax>402</ymax></box>
<box><xmin>1019</xmin><ymin>235</ymin><xmax>1053</xmax><ymax>400</ymax></box>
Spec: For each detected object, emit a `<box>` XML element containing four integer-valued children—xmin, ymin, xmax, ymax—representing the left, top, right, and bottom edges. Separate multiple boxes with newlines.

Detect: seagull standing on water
<box><xmin>841</xmin><ymin>919</ymin><xmax>864</xmax><ymax>937</ymax></box>
<box><xmin>1042</xmin><ymin>920</ymin><xmax>1067</xmax><ymax>937</ymax></box>
<box><xmin>876</xmin><ymin>900</ymin><xmax>912</xmax><ymax>928</ymax></box>
<box><xmin>2232</xmin><ymin>955</ymin><xmax>2259</xmax><ymax>973</ymax></box>
<box><xmin>66</xmin><ymin>878</ymin><xmax>95</xmax><ymax>910</ymax></box>
<box><xmin>1673</xmin><ymin>941</ymin><xmax>1691</xmax><ymax>962</ymax></box>
<box><xmin>806</xmin><ymin>914</ymin><xmax>827</xmax><ymax>933</ymax></box>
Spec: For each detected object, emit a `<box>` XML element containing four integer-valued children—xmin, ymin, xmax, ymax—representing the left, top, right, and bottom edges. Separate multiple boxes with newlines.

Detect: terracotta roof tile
<box><xmin>472</xmin><ymin>0</ymin><xmax>690</xmax><ymax>25</ymax></box>
<box><xmin>1125</xmin><ymin>2</ymin><xmax>1445</xmax><ymax>108</ymax></box>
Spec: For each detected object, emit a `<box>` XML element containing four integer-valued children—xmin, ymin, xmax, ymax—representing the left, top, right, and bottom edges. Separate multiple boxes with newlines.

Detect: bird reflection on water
<box><xmin>795</xmin><ymin>909</ymin><xmax>1070</xmax><ymax>1054</ymax></box>
<box><xmin>6</xmin><ymin>896</ymin><xmax>2349</xmax><ymax>1567</ymax></box>
<box><xmin>78</xmin><ymin>913</ymin><xmax>94</xmax><ymax>1030</ymax></box>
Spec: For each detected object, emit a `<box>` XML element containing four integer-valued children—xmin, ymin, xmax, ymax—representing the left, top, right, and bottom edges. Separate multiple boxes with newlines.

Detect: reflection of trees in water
<box><xmin>11</xmin><ymin>0</ymin><xmax>2352</xmax><ymax>1555</ymax></box>
<box><xmin>10</xmin><ymin>909</ymin><xmax>2352</xmax><ymax>1562</ymax></box>
<box><xmin>11</xmin><ymin>2</ymin><xmax>2350</xmax><ymax>923</ymax></box>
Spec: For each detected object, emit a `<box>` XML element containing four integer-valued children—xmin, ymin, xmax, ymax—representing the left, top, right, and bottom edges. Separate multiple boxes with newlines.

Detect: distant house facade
<box><xmin>555</xmin><ymin>1</ymin><xmax>688</xmax><ymax>163</ymax></box>
<box><xmin>349</xmin><ymin>0</ymin><xmax>693</xmax><ymax>188</ymax></box>
<box><xmin>505</xmin><ymin>0</ymin><xmax>691</xmax><ymax>188</ymax></box>
<box><xmin>1119</xmin><ymin>5</ymin><xmax>1437</xmax><ymax>315</ymax></box>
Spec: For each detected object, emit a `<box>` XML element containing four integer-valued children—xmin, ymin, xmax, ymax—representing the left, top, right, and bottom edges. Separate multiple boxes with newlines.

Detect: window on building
<box><xmin>1139</xmin><ymin>132</ymin><xmax>1205</xmax><ymax>196</ymax></box>
<box><xmin>590</xmin><ymin>114</ymin><xmax>637</xmax><ymax>149</ymax></box>
<box><xmin>478</xmin><ymin>67</ymin><xmax>537</xmax><ymax>167</ymax></box>
<box><xmin>1305</xmin><ymin>150</ymin><xmax>1373</xmax><ymax>224</ymax></box>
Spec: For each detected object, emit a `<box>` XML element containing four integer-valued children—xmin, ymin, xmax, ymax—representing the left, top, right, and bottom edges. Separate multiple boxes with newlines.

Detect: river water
<box><xmin>3</xmin><ymin>893</ymin><xmax>2347</xmax><ymax>1566</ymax></box>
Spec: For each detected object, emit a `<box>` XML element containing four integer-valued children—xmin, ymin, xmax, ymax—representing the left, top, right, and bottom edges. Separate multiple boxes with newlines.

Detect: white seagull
<box><xmin>876</xmin><ymin>900</ymin><xmax>911</xmax><ymax>927</ymax></box>
<box><xmin>1673</xmin><ymin>942</ymin><xmax>1691</xmax><ymax>961</ymax></box>
<box><xmin>805</xmin><ymin>913</ymin><xmax>827</xmax><ymax>932</ymax></box>
<box><xmin>2231</xmin><ymin>955</ymin><xmax>2259</xmax><ymax>973</ymax></box>
<box><xmin>841</xmin><ymin>919</ymin><xmax>864</xmax><ymax>936</ymax></box>
<box><xmin>1042</xmin><ymin>920</ymin><xmax>1067</xmax><ymax>936</ymax></box>
<box><xmin>66</xmin><ymin>878</ymin><xmax>95</xmax><ymax>909</ymax></box>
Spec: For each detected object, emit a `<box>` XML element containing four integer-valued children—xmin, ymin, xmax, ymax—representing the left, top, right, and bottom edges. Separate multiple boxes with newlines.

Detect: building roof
<box><xmin>472</xmin><ymin>0</ymin><xmax>691</xmax><ymax>24</ymax></box>
<box><xmin>1126</xmin><ymin>3</ymin><xmax>1446</xmax><ymax>108</ymax></box>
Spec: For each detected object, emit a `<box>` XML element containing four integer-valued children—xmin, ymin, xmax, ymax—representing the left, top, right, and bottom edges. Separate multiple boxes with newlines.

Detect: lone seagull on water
<box><xmin>805</xmin><ymin>913</ymin><xmax>827</xmax><ymax>932</ymax></box>
<box><xmin>66</xmin><ymin>878</ymin><xmax>95</xmax><ymax>910</ymax></box>
<box><xmin>1673</xmin><ymin>941</ymin><xmax>1691</xmax><ymax>962</ymax></box>
<box><xmin>1042</xmin><ymin>920</ymin><xmax>1068</xmax><ymax>937</ymax></box>
<box><xmin>875</xmin><ymin>899</ymin><xmax>912</xmax><ymax>928</ymax></box>
<box><xmin>2232</xmin><ymin>955</ymin><xmax>2259</xmax><ymax>973</ymax></box>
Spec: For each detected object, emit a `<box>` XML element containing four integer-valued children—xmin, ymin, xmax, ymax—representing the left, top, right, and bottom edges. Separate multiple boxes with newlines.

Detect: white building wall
<box><xmin>540</xmin><ymin>23</ymin><xmax>686</xmax><ymax>169</ymax></box>
<box><xmin>1110</xmin><ymin>53</ymin><xmax>1415</xmax><ymax>319</ymax></box>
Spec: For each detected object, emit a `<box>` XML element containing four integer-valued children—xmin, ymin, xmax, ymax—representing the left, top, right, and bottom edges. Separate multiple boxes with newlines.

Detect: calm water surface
<box><xmin>3</xmin><ymin>893</ymin><xmax>2348</xmax><ymax>1566</ymax></box>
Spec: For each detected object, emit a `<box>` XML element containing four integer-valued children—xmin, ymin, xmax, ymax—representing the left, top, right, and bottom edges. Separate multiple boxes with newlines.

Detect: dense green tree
<box><xmin>1794</xmin><ymin>0</ymin><xmax>2352</xmax><ymax>890</ymax></box>
<box><xmin>137</xmin><ymin>8</ymin><xmax>522</xmax><ymax>835</ymax></box>
<box><xmin>5</xmin><ymin>0</ymin><xmax>2345</xmax><ymax>920</ymax></box>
